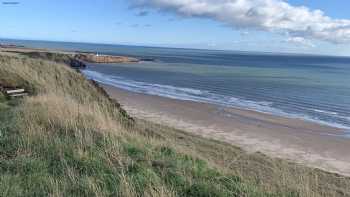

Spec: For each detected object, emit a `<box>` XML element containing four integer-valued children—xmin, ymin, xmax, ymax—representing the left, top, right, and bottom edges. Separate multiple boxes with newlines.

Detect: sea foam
<box><xmin>82</xmin><ymin>70</ymin><xmax>350</xmax><ymax>133</ymax></box>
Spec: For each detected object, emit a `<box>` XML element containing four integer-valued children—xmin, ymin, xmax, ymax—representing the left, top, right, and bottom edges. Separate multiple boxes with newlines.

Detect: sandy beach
<box><xmin>102</xmin><ymin>84</ymin><xmax>350</xmax><ymax>176</ymax></box>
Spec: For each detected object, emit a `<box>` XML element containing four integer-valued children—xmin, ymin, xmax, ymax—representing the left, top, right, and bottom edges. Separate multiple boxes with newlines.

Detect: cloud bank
<box><xmin>131</xmin><ymin>0</ymin><xmax>350</xmax><ymax>44</ymax></box>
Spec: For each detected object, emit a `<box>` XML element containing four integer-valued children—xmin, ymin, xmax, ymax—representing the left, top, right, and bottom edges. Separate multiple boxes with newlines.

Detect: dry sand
<box><xmin>102</xmin><ymin>84</ymin><xmax>350</xmax><ymax>176</ymax></box>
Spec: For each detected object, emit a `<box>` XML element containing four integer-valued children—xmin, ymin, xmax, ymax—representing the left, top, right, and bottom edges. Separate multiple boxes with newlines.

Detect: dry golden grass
<box><xmin>136</xmin><ymin>119</ymin><xmax>350</xmax><ymax>197</ymax></box>
<box><xmin>22</xmin><ymin>93</ymin><xmax>123</xmax><ymax>136</ymax></box>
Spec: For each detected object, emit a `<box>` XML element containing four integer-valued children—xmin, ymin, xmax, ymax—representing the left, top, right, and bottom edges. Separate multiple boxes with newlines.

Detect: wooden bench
<box><xmin>6</xmin><ymin>89</ymin><xmax>25</xmax><ymax>94</ymax></box>
<box><xmin>0</xmin><ymin>86</ymin><xmax>28</xmax><ymax>98</ymax></box>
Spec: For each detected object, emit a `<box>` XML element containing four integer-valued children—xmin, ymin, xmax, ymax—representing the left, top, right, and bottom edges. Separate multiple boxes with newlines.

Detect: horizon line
<box><xmin>1</xmin><ymin>37</ymin><xmax>349</xmax><ymax>58</ymax></box>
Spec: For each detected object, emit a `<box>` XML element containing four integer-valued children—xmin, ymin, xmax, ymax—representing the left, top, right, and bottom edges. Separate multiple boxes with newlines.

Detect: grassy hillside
<box><xmin>0</xmin><ymin>53</ymin><xmax>349</xmax><ymax>196</ymax></box>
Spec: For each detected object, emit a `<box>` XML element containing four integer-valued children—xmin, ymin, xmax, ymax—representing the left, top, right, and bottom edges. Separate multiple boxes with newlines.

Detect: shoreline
<box><xmin>3</xmin><ymin>45</ymin><xmax>350</xmax><ymax>176</ymax></box>
<box><xmin>3</xmin><ymin>48</ymin><xmax>350</xmax><ymax>195</ymax></box>
<box><xmin>101</xmin><ymin>83</ymin><xmax>350</xmax><ymax>176</ymax></box>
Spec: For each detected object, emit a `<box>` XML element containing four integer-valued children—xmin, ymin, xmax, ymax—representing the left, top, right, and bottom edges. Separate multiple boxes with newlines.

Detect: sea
<box><xmin>2</xmin><ymin>39</ymin><xmax>350</xmax><ymax>133</ymax></box>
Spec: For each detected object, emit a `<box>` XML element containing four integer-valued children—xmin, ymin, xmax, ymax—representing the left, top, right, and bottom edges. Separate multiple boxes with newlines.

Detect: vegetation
<box><xmin>3</xmin><ymin>51</ymin><xmax>75</xmax><ymax>65</ymax></box>
<box><xmin>0</xmin><ymin>53</ymin><xmax>349</xmax><ymax>196</ymax></box>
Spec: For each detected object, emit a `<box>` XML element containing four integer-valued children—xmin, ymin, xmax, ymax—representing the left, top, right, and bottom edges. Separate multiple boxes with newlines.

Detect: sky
<box><xmin>1</xmin><ymin>0</ymin><xmax>350</xmax><ymax>56</ymax></box>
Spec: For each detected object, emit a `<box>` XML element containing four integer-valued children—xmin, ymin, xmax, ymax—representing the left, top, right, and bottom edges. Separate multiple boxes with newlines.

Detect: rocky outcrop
<box><xmin>75</xmin><ymin>53</ymin><xmax>139</xmax><ymax>64</ymax></box>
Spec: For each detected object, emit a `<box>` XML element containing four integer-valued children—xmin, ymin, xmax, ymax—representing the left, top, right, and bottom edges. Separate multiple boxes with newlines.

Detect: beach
<box><xmin>4</xmin><ymin>44</ymin><xmax>350</xmax><ymax>176</ymax></box>
<box><xmin>102</xmin><ymin>84</ymin><xmax>350</xmax><ymax>176</ymax></box>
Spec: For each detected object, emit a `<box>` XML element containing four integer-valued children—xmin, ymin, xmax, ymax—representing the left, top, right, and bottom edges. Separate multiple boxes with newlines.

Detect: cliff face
<box><xmin>76</xmin><ymin>53</ymin><xmax>139</xmax><ymax>63</ymax></box>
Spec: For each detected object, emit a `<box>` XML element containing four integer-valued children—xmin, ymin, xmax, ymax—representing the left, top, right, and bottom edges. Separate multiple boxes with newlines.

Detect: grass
<box><xmin>3</xmin><ymin>51</ymin><xmax>75</xmax><ymax>65</ymax></box>
<box><xmin>0</xmin><ymin>52</ymin><xmax>349</xmax><ymax>196</ymax></box>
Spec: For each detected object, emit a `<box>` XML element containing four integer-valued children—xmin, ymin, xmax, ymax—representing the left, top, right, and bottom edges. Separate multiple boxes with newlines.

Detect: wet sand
<box><xmin>102</xmin><ymin>84</ymin><xmax>350</xmax><ymax>176</ymax></box>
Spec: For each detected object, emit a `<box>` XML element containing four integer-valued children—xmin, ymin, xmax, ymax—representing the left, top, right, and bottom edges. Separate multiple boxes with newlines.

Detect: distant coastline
<box><xmin>2</xmin><ymin>38</ymin><xmax>350</xmax><ymax>58</ymax></box>
<box><xmin>0</xmin><ymin>43</ymin><xmax>140</xmax><ymax>65</ymax></box>
<box><xmin>75</xmin><ymin>53</ymin><xmax>139</xmax><ymax>64</ymax></box>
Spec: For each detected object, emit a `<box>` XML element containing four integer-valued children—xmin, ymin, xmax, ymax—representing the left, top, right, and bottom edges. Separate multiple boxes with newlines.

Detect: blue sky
<box><xmin>1</xmin><ymin>0</ymin><xmax>350</xmax><ymax>55</ymax></box>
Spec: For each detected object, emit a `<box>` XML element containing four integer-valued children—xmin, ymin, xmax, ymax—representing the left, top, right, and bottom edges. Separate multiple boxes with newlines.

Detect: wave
<box><xmin>82</xmin><ymin>70</ymin><xmax>279</xmax><ymax>112</ymax></box>
<box><xmin>312</xmin><ymin>109</ymin><xmax>339</xmax><ymax>115</ymax></box>
<box><xmin>82</xmin><ymin>70</ymin><xmax>350</xmax><ymax>132</ymax></box>
<box><xmin>311</xmin><ymin>109</ymin><xmax>350</xmax><ymax>124</ymax></box>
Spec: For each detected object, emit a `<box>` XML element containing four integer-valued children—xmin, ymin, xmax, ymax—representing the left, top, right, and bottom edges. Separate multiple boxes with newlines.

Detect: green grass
<box><xmin>0</xmin><ymin>97</ymin><xmax>260</xmax><ymax>196</ymax></box>
<box><xmin>5</xmin><ymin>51</ymin><xmax>75</xmax><ymax>65</ymax></box>
<box><xmin>0</xmin><ymin>52</ymin><xmax>349</xmax><ymax>196</ymax></box>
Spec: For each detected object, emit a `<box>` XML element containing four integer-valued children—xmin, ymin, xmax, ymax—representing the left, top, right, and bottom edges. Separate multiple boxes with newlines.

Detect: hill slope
<box><xmin>0</xmin><ymin>53</ymin><xmax>349</xmax><ymax>196</ymax></box>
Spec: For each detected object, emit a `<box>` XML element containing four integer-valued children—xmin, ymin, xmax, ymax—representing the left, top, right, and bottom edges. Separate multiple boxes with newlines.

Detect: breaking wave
<box><xmin>82</xmin><ymin>70</ymin><xmax>350</xmax><ymax>133</ymax></box>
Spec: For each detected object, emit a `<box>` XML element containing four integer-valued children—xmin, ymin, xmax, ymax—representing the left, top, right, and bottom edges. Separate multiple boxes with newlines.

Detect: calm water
<box><xmin>2</xmin><ymin>39</ymin><xmax>350</xmax><ymax>132</ymax></box>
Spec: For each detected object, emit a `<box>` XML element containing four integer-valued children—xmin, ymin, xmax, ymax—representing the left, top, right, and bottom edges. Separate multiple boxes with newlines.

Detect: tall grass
<box><xmin>0</xmin><ymin>53</ymin><xmax>349</xmax><ymax>196</ymax></box>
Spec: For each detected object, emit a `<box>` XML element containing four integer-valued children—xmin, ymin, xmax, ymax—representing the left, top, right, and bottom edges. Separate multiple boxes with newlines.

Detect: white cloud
<box><xmin>130</xmin><ymin>0</ymin><xmax>350</xmax><ymax>44</ymax></box>
<box><xmin>285</xmin><ymin>37</ymin><xmax>315</xmax><ymax>48</ymax></box>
